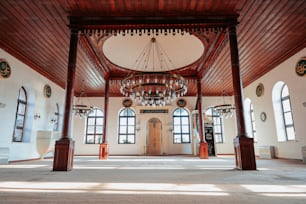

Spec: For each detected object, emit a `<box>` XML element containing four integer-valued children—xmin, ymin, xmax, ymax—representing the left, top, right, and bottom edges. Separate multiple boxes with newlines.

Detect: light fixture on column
<box><xmin>120</xmin><ymin>37</ymin><xmax>187</xmax><ymax>106</ymax></box>
<box><xmin>0</xmin><ymin>102</ymin><xmax>6</xmax><ymax>108</ymax></box>
<box><xmin>73</xmin><ymin>81</ymin><xmax>93</xmax><ymax>118</ymax></box>
<box><xmin>214</xmin><ymin>90</ymin><xmax>235</xmax><ymax>118</ymax></box>
<box><xmin>34</xmin><ymin>113</ymin><xmax>41</xmax><ymax>120</ymax></box>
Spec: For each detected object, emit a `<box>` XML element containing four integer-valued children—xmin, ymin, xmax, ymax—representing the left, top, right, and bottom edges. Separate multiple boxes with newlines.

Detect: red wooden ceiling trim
<box><xmin>79</xmin><ymin>35</ymin><xmax>110</xmax><ymax>79</ymax></box>
<box><xmin>197</xmin><ymin>31</ymin><xmax>227</xmax><ymax>79</ymax></box>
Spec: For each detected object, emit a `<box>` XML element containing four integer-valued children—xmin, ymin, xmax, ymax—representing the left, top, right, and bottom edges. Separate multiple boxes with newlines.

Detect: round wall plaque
<box><xmin>256</xmin><ymin>83</ymin><xmax>264</xmax><ymax>97</ymax></box>
<box><xmin>44</xmin><ymin>84</ymin><xmax>52</xmax><ymax>98</ymax></box>
<box><xmin>0</xmin><ymin>59</ymin><xmax>11</xmax><ymax>79</ymax></box>
<box><xmin>295</xmin><ymin>57</ymin><xmax>306</xmax><ymax>77</ymax></box>
<box><xmin>260</xmin><ymin>112</ymin><xmax>267</xmax><ymax>122</ymax></box>
<box><xmin>122</xmin><ymin>98</ymin><xmax>133</xmax><ymax>107</ymax></box>
<box><xmin>177</xmin><ymin>98</ymin><xmax>187</xmax><ymax>107</ymax></box>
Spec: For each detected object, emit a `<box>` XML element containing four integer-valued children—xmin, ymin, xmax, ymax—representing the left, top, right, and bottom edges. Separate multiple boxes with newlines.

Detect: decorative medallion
<box><xmin>260</xmin><ymin>112</ymin><xmax>267</xmax><ymax>122</ymax></box>
<box><xmin>122</xmin><ymin>98</ymin><xmax>133</xmax><ymax>107</ymax></box>
<box><xmin>256</xmin><ymin>83</ymin><xmax>264</xmax><ymax>97</ymax></box>
<box><xmin>177</xmin><ymin>98</ymin><xmax>187</xmax><ymax>107</ymax></box>
<box><xmin>295</xmin><ymin>57</ymin><xmax>306</xmax><ymax>77</ymax></box>
<box><xmin>0</xmin><ymin>59</ymin><xmax>11</xmax><ymax>79</ymax></box>
<box><xmin>44</xmin><ymin>84</ymin><xmax>52</xmax><ymax>98</ymax></box>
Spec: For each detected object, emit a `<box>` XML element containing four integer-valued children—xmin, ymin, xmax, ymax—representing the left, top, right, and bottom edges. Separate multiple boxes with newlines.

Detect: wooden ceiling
<box><xmin>0</xmin><ymin>0</ymin><xmax>305</xmax><ymax>97</ymax></box>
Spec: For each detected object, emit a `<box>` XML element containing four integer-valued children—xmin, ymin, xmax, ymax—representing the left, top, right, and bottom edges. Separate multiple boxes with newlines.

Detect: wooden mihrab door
<box><xmin>146</xmin><ymin>118</ymin><xmax>162</xmax><ymax>156</ymax></box>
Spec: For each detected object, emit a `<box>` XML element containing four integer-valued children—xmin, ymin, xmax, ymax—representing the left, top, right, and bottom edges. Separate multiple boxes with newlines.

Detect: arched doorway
<box><xmin>146</xmin><ymin>118</ymin><xmax>162</xmax><ymax>156</ymax></box>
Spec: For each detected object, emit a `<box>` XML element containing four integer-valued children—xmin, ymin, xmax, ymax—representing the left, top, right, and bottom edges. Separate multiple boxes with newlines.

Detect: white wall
<box><xmin>2</xmin><ymin>46</ymin><xmax>305</xmax><ymax>161</ymax></box>
<box><xmin>72</xmin><ymin>95</ymin><xmax>238</xmax><ymax>156</ymax></box>
<box><xmin>203</xmin><ymin>96</ymin><xmax>237</xmax><ymax>154</ymax></box>
<box><xmin>0</xmin><ymin>49</ymin><xmax>65</xmax><ymax>161</ymax></box>
<box><xmin>244</xmin><ymin>47</ymin><xmax>306</xmax><ymax>159</ymax></box>
<box><xmin>73</xmin><ymin>97</ymin><xmax>199</xmax><ymax>155</ymax></box>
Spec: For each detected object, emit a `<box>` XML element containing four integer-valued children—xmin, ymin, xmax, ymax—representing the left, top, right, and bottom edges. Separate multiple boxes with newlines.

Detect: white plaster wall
<box><xmin>73</xmin><ymin>97</ymin><xmax>104</xmax><ymax>155</ymax></box>
<box><xmin>73</xmin><ymin>97</ymin><xmax>198</xmax><ymax>155</ymax></box>
<box><xmin>203</xmin><ymin>96</ymin><xmax>237</xmax><ymax>155</ymax></box>
<box><xmin>2</xmin><ymin>46</ymin><xmax>305</xmax><ymax>161</ymax></box>
<box><xmin>0</xmin><ymin>49</ymin><xmax>65</xmax><ymax>161</ymax></box>
<box><xmin>244</xmin><ymin>47</ymin><xmax>306</xmax><ymax>159</ymax></box>
<box><xmin>73</xmin><ymin>95</ymin><xmax>238</xmax><ymax>156</ymax></box>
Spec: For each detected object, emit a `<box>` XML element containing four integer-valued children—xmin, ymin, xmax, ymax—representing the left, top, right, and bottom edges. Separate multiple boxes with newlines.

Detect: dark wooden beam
<box><xmin>69</xmin><ymin>15</ymin><xmax>238</xmax><ymax>30</ymax></box>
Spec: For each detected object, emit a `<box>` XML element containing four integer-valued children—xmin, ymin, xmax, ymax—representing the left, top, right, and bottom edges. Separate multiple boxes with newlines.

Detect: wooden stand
<box><xmin>99</xmin><ymin>143</ymin><xmax>108</xmax><ymax>160</ymax></box>
<box><xmin>234</xmin><ymin>136</ymin><xmax>256</xmax><ymax>170</ymax></box>
<box><xmin>199</xmin><ymin>142</ymin><xmax>208</xmax><ymax>159</ymax></box>
<box><xmin>53</xmin><ymin>139</ymin><xmax>75</xmax><ymax>171</ymax></box>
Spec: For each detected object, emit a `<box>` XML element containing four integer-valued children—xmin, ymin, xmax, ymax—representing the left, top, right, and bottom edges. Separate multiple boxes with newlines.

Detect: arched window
<box><xmin>250</xmin><ymin>103</ymin><xmax>257</xmax><ymax>140</ymax></box>
<box><xmin>118</xmin><ymin>108</ymin><xmax>136</xmax><ymax>144</ymax></box>
<box><xmin>173</xmin><ymin>108</ymin><xmax>190</xmax><ymax>144</ymax></box>
<box><xmin>244</xmin><ymin>98</ymin><xmax>256</xmax><ymax>141</ymax></box>
<box><xmin>205</xmin><ymin>107</ymin><xmax>224</xmax><ymax>143</ymax></box>
<box><xmin>85</xmin><ymin>108</ymin><xmax>104</xmax><ymax>144</ymax></box>
<box><xmin>280</xmin><ymin>84</ymin><xmax>295</xmax><ymax>140</ymax></box>
<box><xmin>272</xmin><ymin>82</ymin><xmax>296</xmax><ymax>141</ymax></box>
<box><xmin>53</xmin><ymin>103</ymin><xmax>60</xmax><ymax>131</ymax></box>
<box><xmin>13</xmin><ymin>87</ymin><xmax>27</xmax><ymax>142</ymax></box>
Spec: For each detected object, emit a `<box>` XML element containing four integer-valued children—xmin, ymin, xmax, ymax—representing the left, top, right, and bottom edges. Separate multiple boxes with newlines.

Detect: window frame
<box><xmin>207</xmin><ymin>107</ymin><xmax>224</xmax><ymax>144</ymax></box>
<box><xmin>12</xmin><ymin>87</ymin><xmax>27</xmax><ymax>142</ymax></box>
<box><xmin>250</xmin><ymin>103</ymin><xmax>257</xmax><ymax>141</ymax></box>
<box><xmin>280</xmin><ymin>84</ymin><xmax>295</xmax><ymax>141</ymax></box>
<box><xmin>54</xmin><ymin>103</ymin><xmax>60</xmax><ymax>131</ymax></box>
<box><xmin>118</xmin><ymin>108</ymin><xmax>136</xmax><ymax>144</ymax></box>
<box><xmin>85</xmin><ymin>108</ymin><xmax>104</xmax><ymax>144</ymax></box>
<box><xmin>172</xmin><ymin>108</ymin><xmax>191</xmax><ymax>144</ymax></box>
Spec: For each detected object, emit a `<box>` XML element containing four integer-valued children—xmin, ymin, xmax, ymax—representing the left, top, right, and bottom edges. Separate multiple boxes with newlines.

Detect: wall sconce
<box><xmin>168</xmin><ymin>127</ymin><xmax>173</xmax><ymax>133</ymax></box>
<box><xmin>50</xmin><ymin>118</ymin><xmax>57</xmax><ymax>124</ymax></box>
<box><xmin>0</xmin><ymin>102</ymin><xmax>6</xmax><ymax>108</ymax></box>
<box><xmin>34</xmin><ymin>113</ymin><xmax>41</xmax><ymax>120</ymax></box>
<box><xmin>136</xmin><ymin>120</ymin><xmax>141</xmax><ymax>132</ymax></box>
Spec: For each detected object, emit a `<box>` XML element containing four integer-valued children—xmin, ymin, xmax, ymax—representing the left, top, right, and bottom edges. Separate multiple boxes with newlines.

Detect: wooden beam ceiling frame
<box><xmin>79</xmin><ymin>35</ymin><xmax>110</xmax><ymax>81</ymax></box>
<box><xmin>69</xmin><ymin>15</ymin><xmax>238</xmax><ymax>36</ymax></box>
<box><xmin>196</xmin><ymin>31</ymin><xmax>227</xmax><ymax>80</ymax></box>
<box><xmin>68</xmin><ymin>15</ymin><xmax>239</xmax><ymax>98</ymax></box>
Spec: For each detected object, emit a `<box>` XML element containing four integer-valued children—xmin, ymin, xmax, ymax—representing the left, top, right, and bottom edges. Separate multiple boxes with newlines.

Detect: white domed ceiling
<box><xmin>102</xmin><ymin>33</ymin><xmax>204</xmax><ymax>72</ymax></box>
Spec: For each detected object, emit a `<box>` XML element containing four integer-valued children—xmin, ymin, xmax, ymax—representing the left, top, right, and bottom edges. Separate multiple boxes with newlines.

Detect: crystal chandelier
<box><xmin>73</xmin><ymin>81</ymin><xmax>93</xmax><ymax>118</ymax></box>
<box><xmin>214</xmin><ymin>90</ymin><xmax>235</xmax><ymax>118</ymax></box>
<box><xmin>120</xmin><ymin>37</ymin><xmax>188</xmax><ymax>106</ymax></box>
<box><xmin>120</xmin><ymin>72</ymin><xmax>187</xmax><ymax>106</ymax></box>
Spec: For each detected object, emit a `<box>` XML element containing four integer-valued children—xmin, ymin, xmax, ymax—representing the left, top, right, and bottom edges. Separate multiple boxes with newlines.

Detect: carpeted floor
<box><xmin>0</xmin><ymin>155</ymin><xmax>305</xmax><ymax>204</ymax></box>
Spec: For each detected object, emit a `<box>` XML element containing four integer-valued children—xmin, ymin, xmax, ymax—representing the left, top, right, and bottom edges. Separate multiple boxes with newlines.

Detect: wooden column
<box><xmin>197</xmin><ymin>78</ymin><xmax>208</xmax><ymax>159</ymax></box>
<box><xmin>53</xmin><ymin>28</ymin><xmax>79</xmax><ymax>171</ymax></box>
<box><xmin>99</xmin><ymin>77</ymin><xmax>109</xmax><ymax>159</ymax></box>
<box><xmin>228</xmin><ymin>25</ymin><xmax>256</xmax><ymax>170</ymax></box>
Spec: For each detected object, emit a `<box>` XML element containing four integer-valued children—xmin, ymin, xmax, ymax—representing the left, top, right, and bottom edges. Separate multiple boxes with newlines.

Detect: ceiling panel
<box><xmin>0</xmin><ymin>0</ymin><xmax>305</xmax><ymax>98</ymax></box>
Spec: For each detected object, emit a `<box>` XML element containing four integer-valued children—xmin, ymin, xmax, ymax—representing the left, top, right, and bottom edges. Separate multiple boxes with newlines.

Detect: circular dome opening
<box><xmin>103</xmin><ymin>32</ymin><xmax>204</xmax><ymax>72</ymax></box>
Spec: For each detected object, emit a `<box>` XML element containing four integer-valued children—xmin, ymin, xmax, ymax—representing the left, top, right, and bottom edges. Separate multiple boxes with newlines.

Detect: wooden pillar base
<box><xmin>199</xmin><ymin>142</ymin><xmax>208</xmax><ymax>159</ymax></box>
<box><xmin>234</xmin><ymin>136</ymin><xmax>257</xmax><ymax>170</ymax></box>
<box><xmin>99</xmin><ymin>143</ymin><xmax>109</xmax><ymax>160</ymax></box>
<box><xmin>53</xmin><ymin>138</ymin><xmax>75</xmax><ymax>171</ymax></box>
